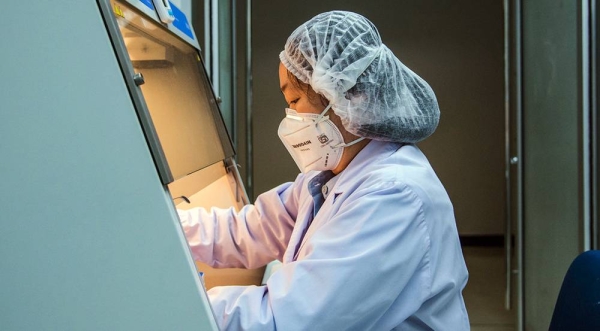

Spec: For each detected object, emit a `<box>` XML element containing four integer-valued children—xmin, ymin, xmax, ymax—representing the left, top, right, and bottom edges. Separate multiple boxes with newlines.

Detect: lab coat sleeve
<box><xmin>177</xmin><ymin>180</ymin><xmax>301</xmax><ymax>269</ymax></box>
<box><xmin>207</xmin><ymin>180</ymin><xmax>433</xmax><ymax>331</ymax></box>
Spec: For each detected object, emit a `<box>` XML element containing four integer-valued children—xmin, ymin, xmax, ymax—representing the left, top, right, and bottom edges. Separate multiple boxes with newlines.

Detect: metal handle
<box><xmin>504</xmin><ymin>0</ymin><xmax>512</xmax><ymax>311</ymax></box>
<box><xmin>133</xmin><ymin>72</ymin><xmax>145</xmax><ymax>86</ymax></box>
<box><xmin>504</xmin><ymin>1</ymin><xmax>524</xmax><ymax>322</ymax></box>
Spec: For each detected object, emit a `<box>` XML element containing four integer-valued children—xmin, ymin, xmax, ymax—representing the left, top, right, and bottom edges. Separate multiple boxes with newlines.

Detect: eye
<box><xmin>289</xmin><ymin>98</ymin><xmax>299</xmax><ymax>106</ymax></box>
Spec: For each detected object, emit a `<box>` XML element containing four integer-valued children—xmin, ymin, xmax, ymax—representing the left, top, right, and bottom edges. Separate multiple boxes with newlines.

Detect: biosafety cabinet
<box><xmin>0</xmin><ymin>1</ymin><xmax>254</xmax><ymax>329</ymax></box>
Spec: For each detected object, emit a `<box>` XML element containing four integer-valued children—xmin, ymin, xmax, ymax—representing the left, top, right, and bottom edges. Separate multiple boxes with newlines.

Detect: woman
<box><xmin>178</xmin><ymin>10</ymin><xmax>469</xmax><ymax>330</ymax></box>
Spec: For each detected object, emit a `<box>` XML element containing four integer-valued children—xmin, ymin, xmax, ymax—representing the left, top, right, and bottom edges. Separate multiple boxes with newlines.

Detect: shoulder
<box><xmin>340</xmin><ymin>143</ymin><xmax>446</xmax><ymax>199</ymax></box>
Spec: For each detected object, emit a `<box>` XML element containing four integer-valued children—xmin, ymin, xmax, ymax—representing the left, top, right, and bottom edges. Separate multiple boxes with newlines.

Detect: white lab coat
<box><xmin>178</xmin><ymin>140</ymin><xmax>470</xmax><ymax>330</ymax></box>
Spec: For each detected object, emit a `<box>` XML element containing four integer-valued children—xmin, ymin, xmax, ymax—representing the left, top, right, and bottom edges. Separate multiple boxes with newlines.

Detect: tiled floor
<box><xmin>462</xmin><ymin>246</ymin><xmax>516</xmax><ymax>331</ymax></box>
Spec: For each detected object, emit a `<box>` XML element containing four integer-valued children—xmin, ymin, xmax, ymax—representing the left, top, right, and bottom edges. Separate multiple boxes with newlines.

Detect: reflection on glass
<box><xmin>113</xmin><ymin>1</ymin><xmax>233</xmax><ymax>180</ymax></box>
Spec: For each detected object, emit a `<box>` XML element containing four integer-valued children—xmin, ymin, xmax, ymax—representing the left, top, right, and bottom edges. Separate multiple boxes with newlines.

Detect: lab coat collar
<box><xmin>290</xmin><ymin>140</ymin><xmax>406</xmax><ymax>260</ymax></box>
<box><xmin>335</xmin><ymin>140</ymin><xmax>405</xmax><ymax>188</ymax></box>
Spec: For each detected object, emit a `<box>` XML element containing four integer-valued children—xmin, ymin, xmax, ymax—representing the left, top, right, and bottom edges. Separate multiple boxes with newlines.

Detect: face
<box><xmin>277</xmin><ymin>62</ymin><xmax>370</xmax><ymax>174</ymax></box>
<box><xmin>278</xmin><ymin>63</ymin><xmax>325</xmax><ymax>114</ymax></box>
<box><xmin>278</xmin><ymin>62</ymin><xmax>360</xmax><ymax>142</ymax></box>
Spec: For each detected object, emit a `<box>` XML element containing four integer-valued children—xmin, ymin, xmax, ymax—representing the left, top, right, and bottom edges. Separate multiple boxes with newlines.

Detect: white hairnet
<box><xmin>279</xmin><ymin>11</ymin><xmax>440</xmax><ymax>143</ymax></box>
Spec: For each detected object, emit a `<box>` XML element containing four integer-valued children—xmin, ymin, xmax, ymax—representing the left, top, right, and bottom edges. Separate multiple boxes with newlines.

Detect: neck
<box><xmin>332</xmin><ymin>139</ymin><xmax>371</xmax><ymax>174</ymax></box>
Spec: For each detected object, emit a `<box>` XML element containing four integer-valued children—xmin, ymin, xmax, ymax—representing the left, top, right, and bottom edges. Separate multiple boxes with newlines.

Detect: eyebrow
<box><xmin>280</xmin><ymin>82</ymin><xmax>288</xmax><ymax>93</ymax></box>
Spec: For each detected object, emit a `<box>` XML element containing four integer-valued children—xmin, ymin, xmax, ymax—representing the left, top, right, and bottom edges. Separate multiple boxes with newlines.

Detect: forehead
<box><xmin>279</xmin><ymin>62</ymin><xmax>291</xmax><ymax>91</ymax></box>
<box><xmin>279</xmin><ymin>63</ymin><xmax>307</xmax><ymax>97</ymax></box>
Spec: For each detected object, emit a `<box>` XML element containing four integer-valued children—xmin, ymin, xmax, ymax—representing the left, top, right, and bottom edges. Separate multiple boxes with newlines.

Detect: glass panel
<box><xmin>113</xmin><ymin>1</ymin><xmax>234</xmax><ymax>180</ymax></box>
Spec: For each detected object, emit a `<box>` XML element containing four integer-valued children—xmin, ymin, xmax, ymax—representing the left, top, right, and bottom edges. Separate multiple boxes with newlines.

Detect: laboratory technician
<box><xmin>177</xmin><ymin>10</ymin><xmax>470</xmax><ymax>331</ymax></box>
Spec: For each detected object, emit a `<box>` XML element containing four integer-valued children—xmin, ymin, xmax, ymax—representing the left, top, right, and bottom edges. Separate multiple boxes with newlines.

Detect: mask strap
<box><xmin>315</xmin><ymin>104</ymin><xmax>333</xmax><ymax>123</ymax></box>
<box><xmin>318</xmin><ymin>104</ymin><xmax>365</xmax><ymax>148</ymax></box>
<box><xmin>334</xmin><ymin>136</ymin><xmax>365</xmax><ymax>148</ymax></box>
<box><xmin>320</xmin><ymin>104</ymin><xmax>333</xmax><ymax>116</ymax></box>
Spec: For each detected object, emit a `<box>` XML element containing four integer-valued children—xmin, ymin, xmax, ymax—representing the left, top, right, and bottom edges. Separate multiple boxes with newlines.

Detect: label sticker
<box><xmin>139</xmin><ymin>0</ymin><xmax>154</xmax><ymax>10</ymax></box>
<box><xmin>113</xmin><ymin>4</ymin><xmax>125</xmax><ymax>18</ymax></box>
<box><xmin>170</xmin><ymin>2</ymin><xmax>194</xmax><ymax>39</ymax></box>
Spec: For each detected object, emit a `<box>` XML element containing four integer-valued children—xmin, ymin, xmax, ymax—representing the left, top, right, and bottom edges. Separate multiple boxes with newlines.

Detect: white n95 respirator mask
<box><xmin>277</xmin><ymin>104</ymin><xmax>365</xmax><ymax>173</ymax></box>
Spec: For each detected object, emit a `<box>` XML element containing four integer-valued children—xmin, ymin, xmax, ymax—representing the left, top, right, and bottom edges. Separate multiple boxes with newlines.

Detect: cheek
<box><xmin>295</xmin><ymin>99</ymin><xmax>323</xmax><ymax>114</ymax></box>
<box><xmin>328</xmin><ymin>112</ymin><xmax>344</xmax><ymax>128</ymax></box>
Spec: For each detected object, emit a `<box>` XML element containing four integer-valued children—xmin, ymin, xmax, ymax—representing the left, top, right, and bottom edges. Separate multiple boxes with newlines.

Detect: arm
<box><xmin>207</xmin><ymin>180</ymin><xmax>432</xmax><ymax>331</ymax></box>
<box><xmin>177</xmin><ymin>180</ymin><xmax>300</xmax><ymax>269</ymax></box>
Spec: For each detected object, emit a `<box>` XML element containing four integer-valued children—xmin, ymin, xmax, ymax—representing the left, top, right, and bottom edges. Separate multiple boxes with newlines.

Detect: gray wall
<box><xmin>522</xmin><ymin>1</ymin><xmax>584</xmax><ymax>329</ymax></box>
<box><xmin>251</xmin><ymin>0</ymin><xmax>505</xmax><ymax>235</ymax></box>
